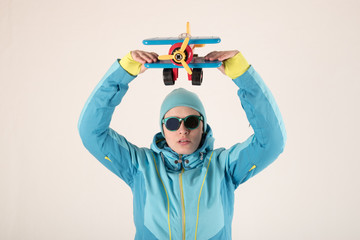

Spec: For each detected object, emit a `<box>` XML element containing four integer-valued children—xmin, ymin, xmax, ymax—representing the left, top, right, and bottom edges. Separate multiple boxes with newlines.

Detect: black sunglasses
<box><xmin>162</xmin><ymin>115</ymin><xmax>203</xmax><ymax>131</ymax></box>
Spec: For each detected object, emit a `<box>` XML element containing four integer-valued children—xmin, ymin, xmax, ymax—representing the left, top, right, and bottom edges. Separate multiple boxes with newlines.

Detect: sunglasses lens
<box><xmin>185</xmin><ymin>116</ymin><xmax>199</xmax><ymax>129</ymax></box>
<box><xmin>164</xmin><ymin>115</ymin><xmax>201</xmax><ymax>131</ymax></box>
<box><xmin>165</xmin><ymin>117</ymin><xmax>180</xmax><ymax>131</ymax></box>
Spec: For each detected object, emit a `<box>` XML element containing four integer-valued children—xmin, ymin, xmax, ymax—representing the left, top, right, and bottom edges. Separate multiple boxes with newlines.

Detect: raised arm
<box><xmin>206</xmin><ymin>51</ymin><xmax>287</xmax><ymax>188</ymax></box>
<box><xmin>77</xmin><ymin>51</ymin><xmax>158</xmax><ymax>186</ymax></box>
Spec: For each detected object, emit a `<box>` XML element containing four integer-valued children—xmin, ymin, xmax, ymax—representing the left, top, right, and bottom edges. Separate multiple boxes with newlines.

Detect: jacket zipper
<box><xmin>178</xmin><ymin>155</ymin><xmax>186</xmax><ymax>240</ymax></box>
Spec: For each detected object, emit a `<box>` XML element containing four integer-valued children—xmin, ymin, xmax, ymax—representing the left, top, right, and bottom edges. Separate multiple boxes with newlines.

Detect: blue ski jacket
<box><xmin>78</xmin><ymin>60</ymin><xmax>286</xmax><ymax>240</ymax></box>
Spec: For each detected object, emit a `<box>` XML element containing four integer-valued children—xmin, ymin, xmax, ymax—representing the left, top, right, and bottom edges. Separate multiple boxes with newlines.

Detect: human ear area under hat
<box><xmin>160</xmin><ymin>88</ymin><xmax>207</xmax><ymax>136</ymax></box>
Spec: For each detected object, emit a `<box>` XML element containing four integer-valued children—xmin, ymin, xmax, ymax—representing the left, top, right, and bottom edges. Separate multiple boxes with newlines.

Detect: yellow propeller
<box><xmin>180</xmin><ymin>37</ymin><xmax>189</xmax><ymax>52</ymax></box>
<box><xmin>158</xmin><ymin>22</ymin><xmax>193</xmax><ymax>75</ymax></box>
<box><xmin>158</xmin><ymin>55</ymin><xmax>174</xmax><ymax>60</ymax></box>
<box><xmin>158</xmin><ymin>40</ymin><xmax>192</xmax><ymax>74</ymax></box>
<box><xmin>180</xmin><ymin>60</ymin><xmax>192</xmax><ymax>74</ymax></box>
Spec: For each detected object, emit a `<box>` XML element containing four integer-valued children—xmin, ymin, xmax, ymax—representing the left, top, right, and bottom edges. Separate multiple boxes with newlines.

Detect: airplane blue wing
<box><xmin>143</xmin><ymin>36</ymin><xmax>221</xmax><ymax>45</ymax></box>
<box><xmin>144</xmin><ymin>57</ymin><xmax>222</xmax><ymax>69</ymax></box>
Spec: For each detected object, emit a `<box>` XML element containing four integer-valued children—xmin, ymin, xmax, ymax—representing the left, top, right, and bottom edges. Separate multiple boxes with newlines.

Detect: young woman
<box><xmin>78</xmin><ymin>50</ymin><xmax>286</xmax><ymax>240</ymax></box>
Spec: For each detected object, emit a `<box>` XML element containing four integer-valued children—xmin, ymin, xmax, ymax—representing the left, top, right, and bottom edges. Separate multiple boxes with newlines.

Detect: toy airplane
<box><xmin>143</xmin><ymin>22</ymin><xmax>221</xmax><ymax>85</ymax></box>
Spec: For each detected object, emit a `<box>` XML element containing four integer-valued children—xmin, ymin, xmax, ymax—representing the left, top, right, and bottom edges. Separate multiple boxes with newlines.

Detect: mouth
<box><xmin>178</xmin><ymin>139</ymin><xmax>191</xmax><ymax>145</ymax></box>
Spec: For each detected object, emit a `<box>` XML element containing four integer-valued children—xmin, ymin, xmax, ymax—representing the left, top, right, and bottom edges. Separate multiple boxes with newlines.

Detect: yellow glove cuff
<box><xmin>223</xmin><ymin>52</ymin><xmax>250</xmax><ymax>79</ymax></box>
<box><xmin>119</xmin><ymin>52</ymin><xmax>142</xmax><ymax>76</ymax></box>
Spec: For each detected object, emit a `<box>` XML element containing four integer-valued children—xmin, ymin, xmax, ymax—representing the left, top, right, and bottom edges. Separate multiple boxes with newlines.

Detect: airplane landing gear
<box><xmin>191</xmin><ymin>68</ymin><xmax>203</xmax><ymax>85</ymax></box>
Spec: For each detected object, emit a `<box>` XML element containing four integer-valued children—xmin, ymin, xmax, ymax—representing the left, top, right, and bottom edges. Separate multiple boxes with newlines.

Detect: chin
<box><xmin>176</xmin><ymin>148</ymin><xmax>196</xmax><ymax>155</ymax></box>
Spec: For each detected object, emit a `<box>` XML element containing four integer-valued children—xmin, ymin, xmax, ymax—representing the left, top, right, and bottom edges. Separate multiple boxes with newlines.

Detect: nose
<box><xmin>178</xmin><ymin>121</ymin><xmax>189</xmax><ymax>134</ymax></box>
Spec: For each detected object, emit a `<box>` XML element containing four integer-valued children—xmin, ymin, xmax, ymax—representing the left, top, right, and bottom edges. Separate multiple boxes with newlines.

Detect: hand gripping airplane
<box><xmin>143</xmin><ymin>22</ymin><xmax>221</xmax><ymax>86</ymax></box>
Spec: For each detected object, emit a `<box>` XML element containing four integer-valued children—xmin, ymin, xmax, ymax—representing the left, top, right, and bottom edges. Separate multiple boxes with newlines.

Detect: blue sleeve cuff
<box><xmin>232</xmin><ymin>65</ymin><xmax>255</xmax><ymax>88</ymax></box>
<box><xmin>113</xmin><ymin>59</ymin><xmax>137</xmax><ymax>85</ymax></box>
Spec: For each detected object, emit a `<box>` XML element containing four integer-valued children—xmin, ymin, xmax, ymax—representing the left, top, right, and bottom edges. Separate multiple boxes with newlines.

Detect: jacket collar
<box><xmin>150</xmin><ymin>125</ymin><xmax>215</xmax><ymax>173</ymax></box>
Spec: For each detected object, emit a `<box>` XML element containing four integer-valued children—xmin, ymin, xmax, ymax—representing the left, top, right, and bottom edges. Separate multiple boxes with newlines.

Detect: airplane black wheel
<box><xmin>163</xmin><ymin>69</ymin><xmax>174</xmax><ymax>85</ymax></box>
<box><xmin>192</xmin><ymin>68</ymin><xmax>203</xmax><ymax>86</ymax></box>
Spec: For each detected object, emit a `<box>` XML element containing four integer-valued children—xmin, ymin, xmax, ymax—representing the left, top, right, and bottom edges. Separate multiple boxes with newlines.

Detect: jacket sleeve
<box><xmin>223</xmin><ymin>66</ymin><xmax>287</xmax><ymax>189</ymax></box>
<box><xmin>77</xmin><ymin>60</ymin><xmax>141</xmax><ymax>187</ymax></box>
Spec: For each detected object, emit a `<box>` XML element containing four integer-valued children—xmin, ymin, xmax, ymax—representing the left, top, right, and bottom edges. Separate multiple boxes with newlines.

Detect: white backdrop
<box><xmin>1</xmin><ymin>0</ymin><xmax>359</xmax><ymax>239</ymax></box>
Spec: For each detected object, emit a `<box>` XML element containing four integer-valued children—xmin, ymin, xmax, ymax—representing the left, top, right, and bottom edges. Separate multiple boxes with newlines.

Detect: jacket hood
<box><xmin>150</xmin><ymin>124</ymin><xmax>215</xmax><ymax>172</ymax></box>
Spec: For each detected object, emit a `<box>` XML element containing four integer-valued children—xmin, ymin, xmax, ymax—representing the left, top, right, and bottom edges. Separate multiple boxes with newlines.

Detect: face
<box><xmin>163</xmin><ymin>106</ymin><xmax>204</xmax><ymax>155</ymax></box>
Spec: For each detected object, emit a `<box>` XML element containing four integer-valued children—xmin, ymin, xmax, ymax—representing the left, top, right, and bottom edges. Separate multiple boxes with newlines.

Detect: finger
<box><xmin>131</xmin><ymin>51</ymin><xmax>146</xmax><ymax>64</ymax></box>
<box><xmin>207</xmin><ymin>51</ymin><xmax>224</xmax><ymax>61</ymax></box>
<box><xmin>204</xmin><ymin>51</ymin><xmax>219</xmax><ymax>61</ymax></box>
<box><xmin>149</xmin><ymin>52</ymin><xmax>159</xmax><ymax>62</ymax></box>
<box><xmin>138</xmin><ymin>52</ymin><xmax>155</xmax><ymax>63</ymax></box>
<box><xmin>218</xmin><ymin>50</ymin><xmax>239</xmax><ymax>61</ymax></box>
<box><xmin>204</xmin><ymin>51</ymin><xmax>217</xmax><ymax>58</ymax></box>
<box><xmin>144</xmin><ymin>52</ymin><xmax>159</xmax><ymax>63</ymax></box>
<box><xmin>204</xmin><ymin>51</ymin><xmax>213</xmax><ymax>59</ymax></box>
<box><xmin>132</xmin><ymin>51</ymin><xmax>156</xmax><ymax>63</ymax></box>
<box><xmin>217</xmin><ymin>51</ymin><xmax>232</xmax><ymax>61</ymax></box>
